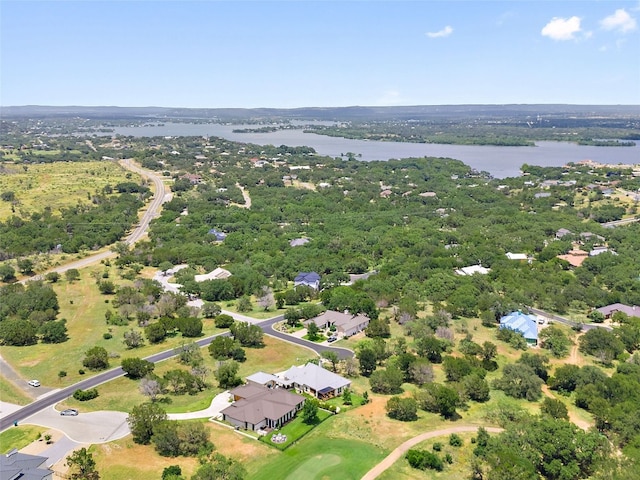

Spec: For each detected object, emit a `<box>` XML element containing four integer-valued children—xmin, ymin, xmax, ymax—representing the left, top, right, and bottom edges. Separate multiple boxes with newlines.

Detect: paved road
<box><xmin>527</xmin><ymin>307</ymin><xmax>612</xmax><ymax>332</ymax></box>
<box><xmin>258</xmin><ymin>316</ymin><xmax>354</xmax><ymax>360</ymax></box>
<box><xmin>0</xmin><ymin>313</ymin><xmax>353</xmax><ymax>431</ymax></box>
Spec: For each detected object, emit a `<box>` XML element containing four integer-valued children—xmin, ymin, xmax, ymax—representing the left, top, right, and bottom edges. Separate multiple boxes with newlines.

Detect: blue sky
<box><xmin>1</xmin><ymin>1</ymin><xmax>639</xmax><ymax>107</ymax></box>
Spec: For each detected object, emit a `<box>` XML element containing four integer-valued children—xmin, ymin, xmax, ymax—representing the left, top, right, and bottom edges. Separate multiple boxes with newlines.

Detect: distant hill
<box><xmin>1</xmin><ymin>104</ymin><xmax>638</xmax><ymax>121</ymax></box>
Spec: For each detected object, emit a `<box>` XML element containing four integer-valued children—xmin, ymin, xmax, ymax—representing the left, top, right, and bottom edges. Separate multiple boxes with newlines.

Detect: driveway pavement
<box><xmin>19</xmin><ymin>405</ymin><xmax>130</xmax><ymax>444</ymax></box>
<box><xmin>167</xmin><ymin>391</ymin><xmax>232</xmax><ymax>420</ymax></box>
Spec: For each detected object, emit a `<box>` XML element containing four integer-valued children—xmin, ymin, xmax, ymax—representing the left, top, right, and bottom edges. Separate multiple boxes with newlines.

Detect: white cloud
<box><xmin>426</xmin><ymin>26</ymin><xmax>453</xmax><ymax>38</ymax></box>
<box><xmin>541</xmin><ymin>16</ymin><xmax>582</xmax><ymax>40</ymax></box>
<box><xmin>600</xmin><ymin>9</ymin><xmax>637</xmax><ymax>33</ymax></box>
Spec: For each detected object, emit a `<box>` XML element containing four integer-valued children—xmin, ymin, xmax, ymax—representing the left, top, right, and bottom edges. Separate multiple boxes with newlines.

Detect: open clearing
<box><xmin>0</xmin><ymin>160</ymin><xmax>137</xmax><ymax>220</ymax></box>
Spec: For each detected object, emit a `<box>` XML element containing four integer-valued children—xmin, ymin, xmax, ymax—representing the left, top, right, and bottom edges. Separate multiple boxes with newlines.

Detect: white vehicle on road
<box><xmin>28</xmin><ymin>380</ymin><xmax>40</xmax><ymax>387</ymax></box>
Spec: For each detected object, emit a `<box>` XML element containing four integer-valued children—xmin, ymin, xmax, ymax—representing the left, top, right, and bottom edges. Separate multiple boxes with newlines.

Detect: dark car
<box><xmin>60</xmin><ymin>409</ymin><xmax>79</xmax><ymax>416</ymax></box>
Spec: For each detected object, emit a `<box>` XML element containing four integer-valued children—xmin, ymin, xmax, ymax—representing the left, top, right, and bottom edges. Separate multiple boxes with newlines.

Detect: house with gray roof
<box><xmin>221</xmin><ymin>384</ymin><xmax>305</xmax><ymax>431</ymax></box>
<box><xmin>304</xmin><ymin>310</ymin><xmax>370</xmax><ymax>337</ymax></box>
<box><xmin>246</xmin><ymin>371</ymin><xmax>280</xmax><ymax>389</ymax></box>
<box><xmin>294</xmin><ymin>272</ymin><xmax>321</xmax><ymax>290</ymax></box>
<box><xmin>276</xmin><ymin>362</ymin><xmax>351</xmax><ymax>400</ymax></box>
<box><xmin>0</xmin><ymin>450</ymin><xmax>53</xmax><ymax>480</ymax></box>
<box><xmin>596</xmin><ymin>303</ymin><xmax>640</xmax><ymax>320</ymax></box>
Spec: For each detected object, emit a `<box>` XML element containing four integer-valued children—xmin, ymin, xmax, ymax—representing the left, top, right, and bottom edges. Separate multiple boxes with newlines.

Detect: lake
<box><xmin>109</xmin><ymin>123</ymin><xmax>640</xmax><ymax>178</ymax></box>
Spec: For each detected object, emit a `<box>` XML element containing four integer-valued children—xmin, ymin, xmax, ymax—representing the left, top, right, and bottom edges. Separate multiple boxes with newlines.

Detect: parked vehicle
<box><xmin>60</xmin><ymin>409</ymin><xmax>79</xmax><ymax>416</ymax></box>
<box><xmin>28</xmin><ymin>380</ymin><xmax>40</xmax><ymax>387</ymax></box>
<box><xmin>327</xmin><ymin>336</ymin><xmax>338</xmax><ymax>343</ymax></box>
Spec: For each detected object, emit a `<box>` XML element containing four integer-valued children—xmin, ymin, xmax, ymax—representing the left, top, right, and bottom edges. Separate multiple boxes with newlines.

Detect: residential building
<box><xmin>208</xmin><ymin>228</ymin><xmax>227</xmax><ymax>242</ymax></box>
<box><xmin>0</xmin><ymin>450</ymin><xmax>53</xmax><ymax>480</ymax></box>
<box><xmin>220</xmin><ymin>384</ymin><xmax>305</xmax><ymax>431</ymax></box>
<box><xmin>194</xmin><ymin>267</ymin><xmax>232</xmax><ymax>282</ymax></box>
<box><xmin>304</xmin><ymin>310</ymin><xmax>370</xmax><ymax>337</ymax></box>
<box><xmin>294</xmin><ymin>272</ymin><xmax>321</xmax><ymax>290</ymax></box>
<box><xmin>455</xmin><ymin>265</ymin><xmax>490</xmax><ymax>276</ymax></box>
<box><xmin>277</xmin><ymin>363</ymin><xmax>351</xmax><ymax>400</ymax></box>
<box><xmin>595</xmin><ymin>303</ymin><xmax>640</xmax><ymax>320</ymax></box>
<box><xmin>499</xmin><ymin>311</ymin><xmax>538</xmax><ymax>345</ymax></box>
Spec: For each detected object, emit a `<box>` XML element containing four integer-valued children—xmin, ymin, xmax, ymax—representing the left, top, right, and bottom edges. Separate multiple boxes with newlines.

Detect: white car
<box><xmin>28</xmin><ymin>380</ymin><xmax>41</xmax><ymax>387</ymax></box>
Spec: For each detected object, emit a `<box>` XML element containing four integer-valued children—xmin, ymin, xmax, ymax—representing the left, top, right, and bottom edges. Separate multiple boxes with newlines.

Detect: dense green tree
<box><xmin>214</xmin><ymin>314</ymin><xmax>234</xmax><ymax>328</ymax></box>
<box><xmin>493</xmin><ymin>364</ymin><xmax>543</xmax><ymax>401</ymax></box>
<box><xmin>82</xmin><ymin>346</ymin><xmax>109</xmax><ymax>371</ymax></box>
<box><xmin>0</xmin><ymin>318</ymin><xmax>38</xmax><ymax>345</ymax></box>
<box><xmin>191</xmin><ymin>453</ymin><xmax>246</xmax><ymax>480</ymax></box>
<box><xmin>0</xmin><ymin>264</ymin><xmax>16</xmax><ymax>282</ymax></box>
<box><xmin>230</xmin><ymin>321</ymin><xmax>263</xmax><ymax>347</ymax></box>
<box><xmin>369</xmin><ymin>365</ymin><xmax>404</xmax><ymax>394</ymax></box>
<box><xmin>301</xmin><ymin>398</ymin><xmax>319</xmax><ymax>424</ymax></box>
<box><xmin>386</xmin><ymin>396</ymin><xmax>418</xmax><ymax>421</ymax></box>
<box><xmin>540</xmin><ymin>397</ymin><xmax>569</xmax><ymax>420</ymax></box>
<box><xmin>66</xmin><ymin>447</ymin><xmax>100</xmax><ymax>480</ymax></box>
<box><xmin>215</xmin><ymin>361</ymin><xmax>242</xmax><ymax>389</ymax></box>
<box><xmin>145</xmin><ymin>322</ymin><xmax>167</xmax><ymax>343</ymax></box>
<box><xmin>127</xmin><ymin>402</ymin><xmax>168</xmax><ymax>444</ymax></box>
<box><xmin>579</xmin><ymin>328</ymin><xmax>625</xmax><ymax>365</ymax></box>
<box><xmin>539</xmin><ymin>325</ymin><xmax>572</xmax><ymax>358</ymax></box>
<box><xmin>357</xmin><ymin>347</ymin><xmax>377</xmax><ymax>376</ymax></box>
<box><xmin>121</xmin><ymin>357</ymin><xmax>155</xmax><ymax>379</ymax></box>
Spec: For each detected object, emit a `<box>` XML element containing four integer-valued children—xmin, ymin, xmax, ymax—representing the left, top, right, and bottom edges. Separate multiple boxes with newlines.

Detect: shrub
<box><xmin>449</xmin><ymin>433</ymin><xmax>463</xmax><ymax>447</ymax></box>
<box><xmin>406</xmin><ymin>449</ymin><xmax>444</xmax><ymax>471</ymax></box>
<box><xmin>73</xmin><ymin>388</ymin><xmax>99</xmax><ymax>401</ymax></box>
<box><xmin>78</xmin><ymin>369</ymin><xmax>85</xmax><ymax>375</ymax></box>
<box><xmin>433</xmin><ymin>442</ymin><xmax>443</xmax><ymax>452</ymax></box>
<box><xmin>103</xmin><ymin>333</ymin><xmax>113</xmax><ymax>340</ymax></box>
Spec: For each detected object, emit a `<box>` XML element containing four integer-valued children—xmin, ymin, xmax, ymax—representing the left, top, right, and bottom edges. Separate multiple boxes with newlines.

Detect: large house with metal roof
<box><xmin>499</xmin><ymin>311</ymin><xmax>539</xmax><ymax>345</ymax></box>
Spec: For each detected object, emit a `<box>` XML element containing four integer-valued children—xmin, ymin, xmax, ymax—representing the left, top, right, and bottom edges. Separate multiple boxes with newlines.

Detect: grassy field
<box><xmin>1</xmin><ymin>264</ymin><xmax>232</xmax><ymax>389</ymax></box>
<box><xmin>0</xmin><ymin>377</ymin><xmax>33</xmax><ymax>405</ymax></box>
<box><xmin>377</xmin><ymin>431</ymin><xmax>479</xmax><ymax>480</ymax></box>
<box><xmin>0</xmin><ymin>160</ymin><xmax>137</xmax><ymax>220</ymax></box>
<box><xmin>59</xmin><ymin>334</ymin><xmax>315</xmax><ymax>413</ymax></box>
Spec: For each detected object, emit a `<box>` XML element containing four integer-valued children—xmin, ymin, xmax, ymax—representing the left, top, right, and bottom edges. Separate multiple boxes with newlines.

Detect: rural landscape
<box><xmin>1</xmin><ymin>104</ymin><xmax>640</xmax><ymax>480</ymax></box>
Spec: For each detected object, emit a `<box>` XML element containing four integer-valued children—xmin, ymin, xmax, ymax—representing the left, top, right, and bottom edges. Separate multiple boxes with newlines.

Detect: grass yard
<box><xmin>0</xmin><ymin>160</ymin><xmax>138</xmax><ymax>220</ymax></box>
<box><xmin>0</xmin><ymin>426</ymin><xmax>44</xmax><ymax>453</ymax></box>
<box><xmin>260</xmin><ymin>409</ymin><xmax>332</xmax><ymax>450</ymax></box>
<box><xmin>247</xmin><ymin>422</ymin><xmax>388</xmax><ymax>480</ymax></box>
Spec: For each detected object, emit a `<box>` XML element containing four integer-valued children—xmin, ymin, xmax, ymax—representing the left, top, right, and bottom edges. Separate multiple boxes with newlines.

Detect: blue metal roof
<box><xmin>499</xmin><ymin>311</ymin><xmax>538</xmax><ymax>340</ymax></box>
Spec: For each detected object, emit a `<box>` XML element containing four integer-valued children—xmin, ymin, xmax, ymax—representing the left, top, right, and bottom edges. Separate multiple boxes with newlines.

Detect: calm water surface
<box><xmin>110</xmin><ymin>123</ymin><xmax>640</xmax><ymax>178</ymax></box>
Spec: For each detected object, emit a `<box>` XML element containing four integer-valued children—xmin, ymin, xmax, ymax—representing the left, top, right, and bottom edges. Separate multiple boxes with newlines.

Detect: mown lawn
<box><xmin>259</xmin><ymin>409</ymin><xmax>332</xmax><ymax>450</ymax></box>
<box><xmin>247</xmin><ymin>419</ymin><xmax>388</xmax><ymax>480</ymax></box>
<box><xmin>0</xmin><ymin>426</ymin><xmax>44</xmax><ymax>453</ymax></box>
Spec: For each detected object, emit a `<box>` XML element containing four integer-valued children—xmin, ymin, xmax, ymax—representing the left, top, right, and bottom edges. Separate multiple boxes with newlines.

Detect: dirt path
<box><xmin>360</xmin><ymin>425</ymin><xmax>503</xmax><ymax>480</ymax></box>
<box><xmin>541</xmin><ymin>385</ymin><xmax>591</xmax><ymax>431</ymax></box>
<box><xmin>235</xmin><ymin>182</ymin><xmax>251</xmax><ymax>209</ymax></box>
